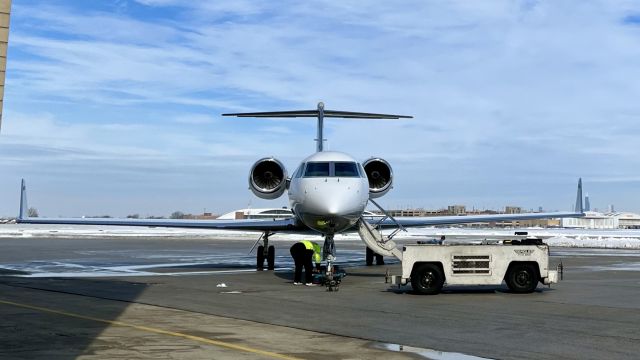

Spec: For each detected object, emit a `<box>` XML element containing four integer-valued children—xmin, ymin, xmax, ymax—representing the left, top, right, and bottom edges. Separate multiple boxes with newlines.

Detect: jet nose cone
<box><xmin>298</xmin><ymin>182</ymin><xmax>367</xmax><ymax>233</ymax></box>
<box><xmin>306</xmin><ymin>189</ymin><xmax>366</xmax><ymax>220</ymax></box>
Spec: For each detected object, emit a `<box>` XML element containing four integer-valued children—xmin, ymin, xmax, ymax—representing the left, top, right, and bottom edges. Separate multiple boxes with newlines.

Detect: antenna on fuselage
<box><xmin>222</xmin><ymin>102</ymin><xmax>412</xmax><ymax>152</ymax></box>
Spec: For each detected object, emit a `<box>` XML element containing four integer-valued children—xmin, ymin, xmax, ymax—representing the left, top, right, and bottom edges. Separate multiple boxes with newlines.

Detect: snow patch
<box><xmin>2</xmin><ymin>224</ymin><xmax>640</xmax><ymax>249</ymax></box>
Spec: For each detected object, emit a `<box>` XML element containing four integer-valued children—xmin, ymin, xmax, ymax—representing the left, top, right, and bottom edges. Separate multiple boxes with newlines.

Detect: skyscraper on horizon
<box><xmin>585</xmin><ymin>193</ymin><xmax>591</xmax><ymax>212</ymax></box>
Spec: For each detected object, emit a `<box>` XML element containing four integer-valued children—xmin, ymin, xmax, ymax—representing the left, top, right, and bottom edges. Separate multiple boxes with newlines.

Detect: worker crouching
<box><xmin>289</xmin><ymin>240</ymin><xmax>321</xmax><ymax>286</ymax></box>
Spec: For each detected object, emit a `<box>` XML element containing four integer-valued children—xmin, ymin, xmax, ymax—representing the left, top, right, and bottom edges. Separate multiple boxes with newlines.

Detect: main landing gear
<box><xmin>251</xmin><ymin>232</ymin><xmax>275</xmax><ymax>271</ymax></box>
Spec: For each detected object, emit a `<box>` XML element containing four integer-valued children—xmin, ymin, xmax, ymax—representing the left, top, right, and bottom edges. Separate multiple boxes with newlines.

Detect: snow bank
<box><xmin>2</xmin><ymin>224</ymin><xmax>640</xmax><ymax>249</ymax></box>
<box><xmin>544</xmin><ymin>236</ymin><xmax>640</xmax><ymax>249</ymax></box>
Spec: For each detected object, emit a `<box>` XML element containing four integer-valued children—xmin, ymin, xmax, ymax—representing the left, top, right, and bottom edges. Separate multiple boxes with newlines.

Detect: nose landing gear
<box><xmin>322</xmin><ymin>234</ymin><xmax>344</xmax><ymax>291</ymax></box>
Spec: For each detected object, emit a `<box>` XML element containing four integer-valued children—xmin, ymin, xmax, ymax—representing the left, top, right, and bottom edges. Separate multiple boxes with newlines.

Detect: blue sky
<box><xmin>1</xmin><ymin>0</ymin><xmax>640</xmax><ymax>217</ymax></box>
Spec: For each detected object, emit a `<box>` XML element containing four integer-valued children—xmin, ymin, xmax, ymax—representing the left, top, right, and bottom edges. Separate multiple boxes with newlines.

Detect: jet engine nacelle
<box><xmin>363</xmin><ymin>158</ymin><xmax>393</xmax><ymax>198</ymax></box>
<box><xmin>249</xmin><ymin>158</ymin><xmax>288</xmax><ymax>200</ymax></box>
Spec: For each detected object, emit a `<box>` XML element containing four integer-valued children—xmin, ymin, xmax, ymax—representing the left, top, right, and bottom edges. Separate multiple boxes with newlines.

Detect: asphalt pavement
<box><xmin>1</xmin><ymin>236</ymin><xmax>639</xmax><ymax>359</ymax></box>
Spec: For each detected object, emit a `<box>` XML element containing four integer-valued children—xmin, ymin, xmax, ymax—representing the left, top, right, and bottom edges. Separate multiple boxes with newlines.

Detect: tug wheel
<box><xmin>506</xmin><ymin>263</ymin><xmax>538</xmax><ymax>293</ymax></box>
<box><xmin>411</xmin><ymin>263</ymin><xmax>444</xmax><ymax>295</ymax></box>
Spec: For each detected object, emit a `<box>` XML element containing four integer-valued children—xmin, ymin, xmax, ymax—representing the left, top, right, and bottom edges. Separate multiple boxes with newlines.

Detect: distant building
<box><xmin>584</xmin><ymin>194</ymin><xmax>591</xmax><ymax>211</ymax></box>
<box><xmin>613</xmin><ymin>212</ymin><xmax>640</xmax><ymax>229</ymax></box>
<box><xmin>492</xmin><ymin>218</ymin><xmax>561</xmax><ymax>228</ymax></box>
<box><xmin>561</xmin><ymin>211</ymin><xmax>618</xmax><ymax>229</ymax></box>
<box><xmin>448</xmin><ymin>205</ymin><xmax>466</xmax><ymax>215</ymax></box>
<box><xmin>193</xmin><ymin>212</ymin><xmax>219</xmax><ymax>220</ymax></box>
<box><xmin>505</xmin><ymin>206</ymin><xmax>522</xmax><ymax>214</ymax></box>
<box><xmin>385</xmin><ymin>208</ymin><xmax>449</xmax><ymax>217</ymax></box>
<box><xmin>0</xmin><ymin>0</ymin><xmax>10</xmax><ymax>131</ymax></box>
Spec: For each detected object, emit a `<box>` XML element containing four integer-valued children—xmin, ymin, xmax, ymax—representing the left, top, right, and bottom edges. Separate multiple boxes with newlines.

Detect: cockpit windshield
<box><xmin>304</xmin><ymin>162</ymin><xmax>330</xmax><ymax>177</ymax></box>
<box><xmin>334</xmin><ymin>162</ymin><xmax>360</xmax><ymax>177</ymax></box>
<box><xmin>303</xmin><ymin>161</ymin><xmax>362</xmax><ymax>178</ymax></box>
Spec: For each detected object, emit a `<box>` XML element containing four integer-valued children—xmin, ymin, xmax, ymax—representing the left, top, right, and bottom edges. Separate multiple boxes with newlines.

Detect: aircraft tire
<box><xmin>411</xmin><ymin>263</ymin><xmax>444</xmax><ymax>295</ymax></box>
<box><xmin>257</xmin><ymin>245</ymin><xmax>265</xmax><ymax>271</ymax></box>
<box><xmin>505</xmin><ymin>263</ymin><xmax>538</xmax><ymax>293</ymax></box>
<box><xmin>267</xmin><ymin>245</ymin><xmax>275</xmax><ymax>270</ymax></box>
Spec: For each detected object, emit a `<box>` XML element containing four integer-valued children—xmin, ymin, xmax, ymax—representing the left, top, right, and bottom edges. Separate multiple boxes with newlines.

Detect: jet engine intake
<box><xmin>249</xmin><ymin>158</ymin><xmax>288</xmax><ymax>200</ymax></box>
<box><xmin>363</xmin><ymin>158</ymin><xmax>393</xmax><ymax>198</ymax></box>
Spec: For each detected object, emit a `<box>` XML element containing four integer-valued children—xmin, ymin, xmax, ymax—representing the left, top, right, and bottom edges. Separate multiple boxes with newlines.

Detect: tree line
<box><xmin>19</xmin><ymin>208</ymin><xmax>193</xmax><ymax>219</ymax></box>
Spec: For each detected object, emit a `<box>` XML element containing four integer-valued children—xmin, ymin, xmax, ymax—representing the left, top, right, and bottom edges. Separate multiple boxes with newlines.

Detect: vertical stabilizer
<box><xmin>316</xmin><ymin>102</ymin><xmax>325</xmax><ymax>152</ymax></box>
<box><xmin>19</xmin><ymin>178</ymin><xmax>27</xmax><ymax>219</ymax></box>
<box><xmin>574</xmin><ymin>178</ymin><xmax>584</xmax><ymax>213</ymax></box>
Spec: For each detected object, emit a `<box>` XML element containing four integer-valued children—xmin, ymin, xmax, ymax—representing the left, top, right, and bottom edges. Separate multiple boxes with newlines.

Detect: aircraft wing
<box><xmin>375</xmin><ymin>211</ymin><xmax>584</xmax><ymax>228</ymax></box>
<box><xmin>16</xmin><ymin>180</ymin><xmax>304</xmax><ymax>232</ymax></box>
<box><xmin>17</xmin><ymin>216</ymin><xmax>303</xmax><ymax>231</ymax></box>
<box><xmin>373</xmin><ymin>178</ymin><xmax>586</xmax><ymax>228</ymax></box>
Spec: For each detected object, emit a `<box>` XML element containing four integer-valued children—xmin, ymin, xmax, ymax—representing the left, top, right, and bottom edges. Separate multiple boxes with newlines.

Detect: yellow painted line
<box><xmin>0</xmin><ymin>299</ymin><xmax>302</xmax><ymax>360</ymax></box>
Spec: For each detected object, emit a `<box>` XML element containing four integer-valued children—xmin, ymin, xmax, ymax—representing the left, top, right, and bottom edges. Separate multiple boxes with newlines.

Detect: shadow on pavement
<box><xmin>0</xmin><ymin>276</ymin><xmax>148</xmax><ymax>360</ymax></box>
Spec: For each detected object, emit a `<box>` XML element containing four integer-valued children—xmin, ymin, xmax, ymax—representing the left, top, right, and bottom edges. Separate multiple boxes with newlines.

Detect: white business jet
<box><xmin>17</xmin><ymin>102</ymin><xmax>585</xmax><ymax>277</ymax></box>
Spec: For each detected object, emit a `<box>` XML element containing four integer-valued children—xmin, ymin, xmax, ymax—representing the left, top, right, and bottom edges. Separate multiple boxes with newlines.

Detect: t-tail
<box><xmin>223</xmin><ymin>102</ymin><xmax>412</xmax><ymax>152</ymax></box>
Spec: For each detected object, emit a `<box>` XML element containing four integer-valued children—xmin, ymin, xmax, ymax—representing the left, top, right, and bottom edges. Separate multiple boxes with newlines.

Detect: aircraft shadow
<box><xmin>385</xmin><ymin>284</ymin><xmax>556</xmax><ymax>295</ymax></box>
<box><xmin>272</xmin><ymin>270</ymin><xmax>295</xmax><ymax>282</ymax></box>
<box><xmin>0</xmin><ymin>275</ymin><xmax>148</xmax><ymax>360</ymax></box>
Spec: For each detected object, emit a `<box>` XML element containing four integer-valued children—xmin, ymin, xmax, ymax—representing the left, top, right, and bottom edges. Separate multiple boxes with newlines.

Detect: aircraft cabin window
<box><xmin>304</xmin><ymin>162</ymin><xmax>330</xmax><ymax>177</ymax></box>
<box><xmin>334</xmin><ymin>162</ymin><xmax>360</xmax><ymax>177</ymax></box>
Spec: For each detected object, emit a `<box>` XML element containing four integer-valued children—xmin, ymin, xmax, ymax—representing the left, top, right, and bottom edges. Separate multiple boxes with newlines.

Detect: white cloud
<box><xmin>2</xmin><ymin>1</ymin><xmax>640</xmax><ymax>215</ymax></box>
<box><xmin>172</xmin><ymin>114</ymin><xmax>217</xmax><ymax>125</ymax></box>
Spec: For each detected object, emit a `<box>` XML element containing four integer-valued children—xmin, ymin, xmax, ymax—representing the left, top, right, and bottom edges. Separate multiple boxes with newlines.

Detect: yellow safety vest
<box><xmin>301</xmin><ymin>240</ymin><xmax>322</xmax><ymax>263</ymax></box>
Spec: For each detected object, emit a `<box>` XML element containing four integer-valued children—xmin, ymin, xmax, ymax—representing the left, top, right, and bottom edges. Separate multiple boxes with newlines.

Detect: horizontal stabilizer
<box><xmin>223</xmin><ymin>109</ymin><xmax>412</xmax><ymax>119</ymax></box>
<box><xmin>223</xmin><ymin>102</ymin><xmax>412</xmax><ymax>152</ymax></box>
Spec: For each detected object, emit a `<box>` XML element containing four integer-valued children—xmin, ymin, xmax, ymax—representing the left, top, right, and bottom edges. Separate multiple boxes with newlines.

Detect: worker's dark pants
<box><xmin>290</xmin><ymin>243</ymin><xmax>314</xmax><ymax>283</ymax></box>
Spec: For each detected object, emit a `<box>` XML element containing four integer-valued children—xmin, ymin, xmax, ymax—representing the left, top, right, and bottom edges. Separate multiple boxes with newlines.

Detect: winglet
<box><xmin>19</xmin><ymin>179</ymin><xmax>28</xmax><ymax>220</ymax></box>
<box><xmin>574</xmin><ymin>178</ymin><xmax>584</xmax><ymax>213</ymax></box>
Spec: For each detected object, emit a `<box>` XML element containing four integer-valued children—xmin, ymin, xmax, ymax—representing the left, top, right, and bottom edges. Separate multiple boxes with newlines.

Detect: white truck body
<box><xmin>392</xmin><ymin>243</ymin><xmax>559</xmax><ymax>293</ymax></box>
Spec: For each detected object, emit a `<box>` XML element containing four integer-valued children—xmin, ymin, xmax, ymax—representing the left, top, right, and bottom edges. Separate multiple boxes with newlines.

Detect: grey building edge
<box><xmin>0</xmin><ymin>0</ymin><xmax>12</xmax><ymax>131</ymax></box>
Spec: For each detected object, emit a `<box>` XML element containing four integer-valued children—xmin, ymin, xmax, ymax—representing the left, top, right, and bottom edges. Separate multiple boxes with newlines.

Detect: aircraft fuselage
<box><xmin>287</xmin><ymin>151</ymin><xmax>370</xmax><ymax>234</ymax></box>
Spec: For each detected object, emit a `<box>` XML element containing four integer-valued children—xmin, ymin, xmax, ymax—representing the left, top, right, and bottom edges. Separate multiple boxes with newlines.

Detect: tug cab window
<box><xmin>334</xmin><ymin>162</ymin><xmax>360</xmax><ymax>177</ymax></box>
<box><xmin>304</xmin><ymin>162</ymin><xmax>330</xmax><ymax>177</ymax></box>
